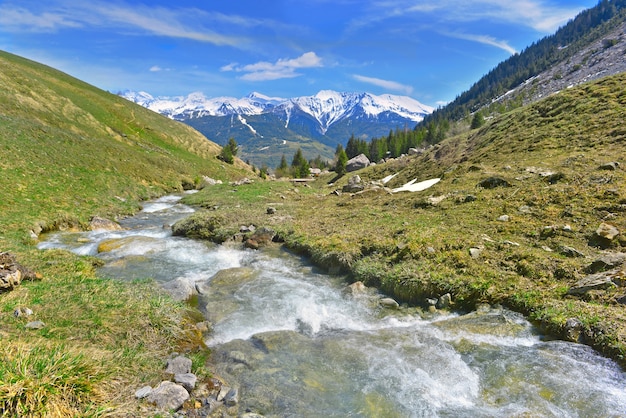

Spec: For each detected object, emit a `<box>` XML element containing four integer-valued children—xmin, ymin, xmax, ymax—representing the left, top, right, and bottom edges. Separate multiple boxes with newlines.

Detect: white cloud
<box><xmin>149</xmin><ymin>66</ymin><xmax>162</xmax><ymax>72</ymax></box>
<box><xmin>445</xmin><ymin>32</ymin><xmax>517</xmax><ymax>55</ymax></box>
<box><xmin>224</xmin><ymin>52</ymin><xmax>324</xmax><ymax>81</ymax></box>
<box><xmin>353</xmin><ymin>74</ymin><xmax>413</xmax><ymax>95</ymax></box>
<box><xmin>0</xmin><ymin>5</ymin><xmax>82</xmax><ymax>32</ymax></box>
<box><xmin>0</xmin><ymin>1</ymin><xmax>247</xmax><ymax>46</ymax></box>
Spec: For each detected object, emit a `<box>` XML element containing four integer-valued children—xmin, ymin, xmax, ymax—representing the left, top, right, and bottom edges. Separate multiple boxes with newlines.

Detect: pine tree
<box><xmin>335</xmin><ymin>145</ymin><xmax>348</xmax><ymax>176</ymax></box>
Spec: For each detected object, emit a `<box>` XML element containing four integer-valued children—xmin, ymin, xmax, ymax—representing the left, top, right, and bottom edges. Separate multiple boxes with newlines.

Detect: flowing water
<box><xmin>39</xmin><ymin>195</ymin><xmax>626</xmax><ymax>417</ymax></box>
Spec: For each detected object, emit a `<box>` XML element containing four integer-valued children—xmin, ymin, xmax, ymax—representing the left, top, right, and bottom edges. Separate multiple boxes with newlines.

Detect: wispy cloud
<box><xmin>353</xmin><ymin>74</ymin><xmax>413</xmax><ymax>95</ymax></box>
<box><xmin>349</xmin><ymin>0</ymin><xmax>588</xmax><ymax>33</ymax></box>
<box><xmin>223</xmin><ymin>52</ymin><xmax>324</xmax><ymax>81</ymax></box>
<box><xmin>445</xmin><ymin>32</ymin><xmax>517</xmax><ymax>55</ymax></box>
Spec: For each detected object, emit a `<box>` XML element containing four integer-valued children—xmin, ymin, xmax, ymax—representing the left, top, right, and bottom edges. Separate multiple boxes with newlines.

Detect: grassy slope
<box><xmin>0</xmin><ymin>50</ymin><xmax>251</xmax><ymax>416</ymax></box>
<box><xmin>181</xmin><ymin>73</ymin><xmax>626</xmax><ymax>367</ymax></box>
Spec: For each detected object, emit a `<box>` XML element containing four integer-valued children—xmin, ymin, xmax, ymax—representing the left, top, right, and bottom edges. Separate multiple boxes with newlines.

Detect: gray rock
<box><xmin>463</xmin><ymin>195</ymin><xmax>477</xmax><ymax>203</ymax></box>
<box><xmin>586</xmin><ymin>253</ymin><xmax>626</xmax><ymax>273</ymax></box>
<box><xmin>568</xmin><ymin>270</ymin><xmax>621</xmax><ymax>295</ymax></box>
<box><xmin>560</xmin><ymin>246</ymin><xmax>585</xmax><ymax>258</ymax></box>
<box><xmin>146</xmin><ymin>381</ymin><xmax>189</xmax><ymax>411</ymax></box>
<box><xmin>217</xmin><ymin>385</ymin><xmax>232</xmax><ymax>402</ymax></box>
<box><xmin>436</xmin><ymin>293</ymin><xmax>452</xmax><ymax>309</ymax></box>
<box><xmin>165</xmin><ymin>355</ymin><xmax>192</xmax><ymax>375</ymax></box>
<box><xmin>346</xmin><ymin>154</ymin><xmax>370</xmax><ymax>172</ymax></box>
<box><xmin>25</xmin><ymin>320</ymin><xmax>45</xmax><ymax>330</ymax></box>
<box><xmin>175</xmin><ymin>373</ymin><xmax>197</xmax><ymax>392</ymax></box>
<box><xmin>343</xmin><ymin>175</ymin><xmax>365</xmax><ymax>193</ymax></box>
<box><xmin>564</xmin><ymin>318</ymin><xmax>583</xmax><ymax>343</ymax></box>
<box><xmin>266</xmin><ymin>207</ymin><xmax>277</xmax><ymax>215</ymax></box>
<box><xmin>518</xmin><ymin>205</ymin><xmax>532</xmax><ymax>214</ymax></box>
<box><xmin>14</xmin><ymin>307</ymin><xmax>33</xmax><ymax>317</ymax></box>
<box><xmin>598</xmin><ymin>161</ymin><xmax>620</xmax><ymax>170</ymax></box>
<box><xmin>161</xmin><ymin>277</ymin><xmax>196</xmax><ymax>302</ymax></box>
<box><xmin>469</xmin><ymin>247</ymin><xmax>482</xmax><ymax>259</ymax></box>
<box><xmin>135</xmin><ymin>386</ymin><xmax>153</xmax><ymax>399</ymax></box>
<box><xmin>497</xmin><ymin>215</ymin><xmax>510</xmax><ymax>222</ymax></box>
<box><xmin>426</xmin><ymin>298</ymin><xmax>438</xmax><ymax>306</ymax></box>
<box><xmin>379</xmin><ymin>298</ymin><xmax>399</xmax><ymax>309</ymax></box>
<box><xmin>224</xmin><ymin>387</ymin><xmax>239</xmax><ymax>407</ymax></box>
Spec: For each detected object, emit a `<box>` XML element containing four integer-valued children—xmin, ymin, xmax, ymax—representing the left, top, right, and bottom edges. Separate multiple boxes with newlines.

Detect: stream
<box><xmin>38</xmin><ymin>194</ymin><xmax>626</xmax><ymax>417</ymax></box>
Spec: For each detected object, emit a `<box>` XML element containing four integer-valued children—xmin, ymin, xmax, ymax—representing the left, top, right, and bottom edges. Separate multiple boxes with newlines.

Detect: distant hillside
<box><xmin>121</xmin><ymin>90</ymin><xmax>433</xmax><ymax>168</ymax></box>
<box><xmin>0</xmin><ymin>50</ymin><xmax>250</xmax><ymax>242</ymax></box>
<box><xmin>422</xmin><ymin>0</ymin><xmax>626</xmax><ymax>129</ymax></box>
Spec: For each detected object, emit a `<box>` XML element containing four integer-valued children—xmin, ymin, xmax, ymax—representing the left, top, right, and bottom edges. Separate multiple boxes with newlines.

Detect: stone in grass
<box><xmin>25</xmin><ymin>320</ymin><xmax>45</xmax><ymax>330</ymax></box>
<box><xmin>146</xmin><ymin>381</ymin><xmax>189</xmax><ymax>411</ymax></box>
<box><xmin>165</xmin><ymin>355</ymin><xmax>192</xmax><ymax>375</ymax></box>
<box><xmin>135</xmin><ymin>386</ymin><xmax>152</xmax><ymax>399</ymax></box>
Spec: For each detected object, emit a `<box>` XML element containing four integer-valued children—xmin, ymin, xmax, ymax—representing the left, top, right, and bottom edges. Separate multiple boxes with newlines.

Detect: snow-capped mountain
<box><xmin>120</xmin><ymin>89</ymin><xmax>434</xmax><ymax>167</ymax></box>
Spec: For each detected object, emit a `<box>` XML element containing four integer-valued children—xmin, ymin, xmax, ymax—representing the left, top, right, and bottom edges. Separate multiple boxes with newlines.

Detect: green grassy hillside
<box><xmin>0</xmin><ymin>50</ymin><xmax>251</xmax><ymax>416</ymax></box>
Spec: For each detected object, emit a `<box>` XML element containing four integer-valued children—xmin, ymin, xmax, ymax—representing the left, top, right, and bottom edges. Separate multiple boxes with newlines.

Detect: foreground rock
<box><xmin>0</xmin><ymin>252</ymin><xmax>38</xmax><ymax>291</ymax></box>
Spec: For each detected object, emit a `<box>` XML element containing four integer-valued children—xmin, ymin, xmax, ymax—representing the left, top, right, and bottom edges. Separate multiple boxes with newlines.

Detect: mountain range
<box><xmin>121</xmin><ymin>90</ymin><xmax>434</xmax><ymax>167</ymax></box>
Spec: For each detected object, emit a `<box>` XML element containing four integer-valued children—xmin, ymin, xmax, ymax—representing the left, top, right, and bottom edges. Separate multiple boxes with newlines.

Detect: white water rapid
<box><xmin>38</xmin><ymin>195</ymin><xmax>626</xmax><ymax>417</ymax></box>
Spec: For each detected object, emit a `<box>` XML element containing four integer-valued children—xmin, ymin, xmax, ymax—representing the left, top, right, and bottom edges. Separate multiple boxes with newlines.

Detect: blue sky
<box><xmin>0</xmin><ymin>0</ymin><xmax>597</xmax><ymax>106</ymax></box>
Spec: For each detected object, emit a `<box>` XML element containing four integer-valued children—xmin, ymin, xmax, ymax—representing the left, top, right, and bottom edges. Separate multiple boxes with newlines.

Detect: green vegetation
<box><xmin>219</xmin><ymin>137</ymin><xmax>239</xmax><ymax>164</ymax></box>
<box><xmin>0</xmin><ymin>50</ymin><xmax>251</xmax><ymax>415</ymax></box>
<box><xmin>179</xmin><ymin>73</ymin><xmax>626</xmax><ymax>368</ymax></box>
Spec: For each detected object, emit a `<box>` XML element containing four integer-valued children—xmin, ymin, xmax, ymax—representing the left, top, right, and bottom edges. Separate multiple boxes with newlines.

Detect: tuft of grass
<box><xmin>0</xmin><ymin>344</ymin><xmax>105</xmax><ymax>417</ymax></box>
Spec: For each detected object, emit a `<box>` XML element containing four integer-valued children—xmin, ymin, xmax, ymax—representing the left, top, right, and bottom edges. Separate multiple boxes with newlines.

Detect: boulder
<box><xmin>477</xmin><ymin>176</ymin><xmax>510</xmax><ymax>189</ymax></box>
<box><xmin>379</xmin><ymin>297</ymin><xmax>399</xmax><ymax>309</ymax></box>
<box><xmin>89</xmin><ymin>216</ymin><xmax>122</xmax><ymax>231</ymax></box>
<box><xmin>146</xmin><ymin>381</ymin><xmax>189</xmax><ymax>411</ymax></box>
<box><xmin>596</xmin><ymin>223</ymin><xmax>620</xmax><ymax>241</ymax></box>
<box><xmin>564</xmin><ymin>318</ymin><xmax>584</xmax><ymax>343</ymax></box>
<box><xmin>560</xmin><ymin>246</ymin><xmax>585</xmax><ymax>258</ymax></box>
<box><xmin>346</xmin><ymin>154</ymin><xmax>370</xmax><ymax>172</ymax></box>
<box><xmin>586</xmin><ymin>253</ymin><xmax>626</xmax><ymax>273</ymax></box>
<box><xmin>567</xmin><ymin>269</ymin><xmax>623</xmax><ymax>295</ymax></box>
<box><xmin>161</xmin><ymin>277</ymin><xmax>196</xmax><ymax>302</ymax></box>
<box><xmin>436</xmin><ymin>293</ymin><xmax>452</xmax><ymax>309</ymax></box>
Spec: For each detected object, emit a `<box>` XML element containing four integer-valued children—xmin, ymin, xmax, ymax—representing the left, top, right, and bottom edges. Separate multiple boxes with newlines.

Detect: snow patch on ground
<box><xmin>392</xmin><ymin>178</ymin><xmax>440</xmax><ymax>193</ymax></box>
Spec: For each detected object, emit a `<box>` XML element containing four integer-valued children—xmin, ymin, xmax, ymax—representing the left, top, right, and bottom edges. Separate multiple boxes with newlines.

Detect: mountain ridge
<box><xmin>121</xmin><ymin>90</ymin><xmax>434</xmax><ymax>167</ymax></box>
